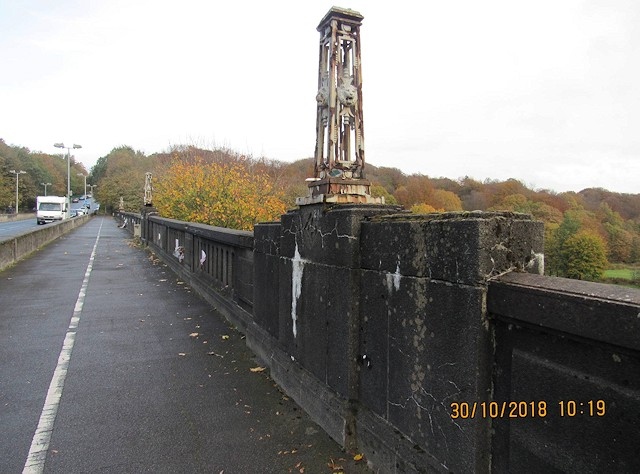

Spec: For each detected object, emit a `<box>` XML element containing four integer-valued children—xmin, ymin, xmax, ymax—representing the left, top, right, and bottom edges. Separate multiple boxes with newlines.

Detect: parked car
<box><xmin>72</xmin><ymin>198</ymin><xmax>79</xmax><ymax>203</ymax></box>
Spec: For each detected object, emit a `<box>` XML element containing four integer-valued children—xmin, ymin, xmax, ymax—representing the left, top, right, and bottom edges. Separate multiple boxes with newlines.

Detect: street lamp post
<box><xmin>41</xmin><ymin>182</ymin><xmax>52</xmax><ymax>196</ymax></box>
<box><xmin>9</xmin><ymin>170</ymin><xmax>27</xmax><ymax>214</ymax></box>
<box><xmin>54</xmin><ymin>143</ymin><xmax>82</xmax><ymax>199</ymax></box>
<box><xmin>77</xmin><ymin>173</ymin><xmax>87</xmax><ymax>204</ymax></box>
<box><xmin>88</xmin><ymin>184</ymin><xmax>97</xmax><ymax>196</ymax></box>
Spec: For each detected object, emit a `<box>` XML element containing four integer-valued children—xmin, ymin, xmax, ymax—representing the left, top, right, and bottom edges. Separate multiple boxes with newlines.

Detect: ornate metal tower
<box><xmin>297</xmin><ymin>7</ymin><xmax>382</xmax><ymax>205</ymax></box>
<box><xmin>144</xmin><ymin>172</ymin><xmax>153</xmax><ymax>207</ymax></box>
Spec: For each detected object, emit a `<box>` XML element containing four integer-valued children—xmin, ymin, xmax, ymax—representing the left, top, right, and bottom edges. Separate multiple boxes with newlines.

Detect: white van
<box><xmin>36</xmin><ymin>196</ymin><xmax>69</xmax><ymax>224</ymax></box>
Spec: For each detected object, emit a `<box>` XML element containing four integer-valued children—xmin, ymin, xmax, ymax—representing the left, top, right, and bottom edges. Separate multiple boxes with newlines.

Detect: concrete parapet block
<box><xmin>279</xmin><ymin>204</ymin><xmax>402</xmax><ymax>268</ymax></box>
<box><xmin>359</xmin><ymin>271</ymin><xmax>492</xmax><ymax>472</ymax></box>
<box><xmin>360</xmin><ymin>211</ymin><xmax>545</xmax><ymax>286</ymax></box>
<box><xmin>254</xmin><ymin>222</ymin><xmax>282</xmax><ymax>256</ymax></box>
<box><xmin>255</xmin><ymin>204</ymin><xmax>401</xmax><ymax>450</ymax></box>
<box><xmin>356</xmin><ymin>211</ymin><xmax>544</xmax><ymax>472</ymax></box>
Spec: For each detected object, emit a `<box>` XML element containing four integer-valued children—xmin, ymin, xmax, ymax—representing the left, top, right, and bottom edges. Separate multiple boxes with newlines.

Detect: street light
<box><xmin>41</xmin><ymin>182</ymin><xmax>52</xmax><ymax>196</ymax></box>
<box><xmin>77</xmin><ymin>173</ymin><xmax>87</xmax><ymax>203</ymax></box>
<box><xmin>9</xmin><ymin>170</ymin><xmax>27</xmax><ymax>214</ymax></box>
<box><xmin>54</xmin><ymin>143</ymin><xmax>82</xmax><ymax>199</ymax></box>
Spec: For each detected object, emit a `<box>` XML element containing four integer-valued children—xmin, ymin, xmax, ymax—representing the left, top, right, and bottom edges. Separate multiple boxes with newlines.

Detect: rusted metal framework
<box><xmin>144</xmin><ymin>172</ymin><xmax>153</xmax><ymax>206</ymax></box>
<box><xmin>298</xmin><ymin>7</ymin><xmax>381</xmax><ymax>205</ymax></box>
<box><xmin>315</xmin><ymin>6</ymin><xmax>364</xmax><ymax>179</ymax></box>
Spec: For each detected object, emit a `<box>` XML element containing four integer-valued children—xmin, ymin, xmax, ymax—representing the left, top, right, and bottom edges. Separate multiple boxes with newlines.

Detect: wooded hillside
<box><xmin>2</xmin><ymin>140</ymin><xmax>639</xmax><ymax>282</ymax></box>
<box><xmin>0</xmin><ymin>139</ymin><xmax>88</xmax><ymax>211</ymax></box>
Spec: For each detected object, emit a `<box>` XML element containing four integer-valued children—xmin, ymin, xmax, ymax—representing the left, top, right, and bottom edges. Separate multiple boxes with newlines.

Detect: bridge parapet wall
<box><xmin>253</xmin><ymin>207</ymin><xmax>547</xmax><ymax>472</ymax></box>
<box><xmin>0</xmin><ymin>214</ymin><xmax>92</xmax><ymax>272</ymax></box>
<box><xmin>116</xmin><ymin>211</ymin><xmax>255</xmax><ymax>331</ymax></box>
<box><xmin>488</xmin><ymin>273</ymin><xmax>640</xmax><ymax>473</ymax></box>
<box><xmin>116</xmin><ymin>209</ymin><xmax>640</xmax><ymax>473</ymax></box>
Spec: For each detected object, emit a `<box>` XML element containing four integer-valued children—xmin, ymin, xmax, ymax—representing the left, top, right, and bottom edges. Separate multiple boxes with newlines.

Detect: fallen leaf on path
<box><xmin>353</xmin><ymin>453</ymin><xmax>364</xmax><ymax>461</ymax></box>
<box><xmin>221</xmin><ymin>335</ymin><xmax>230</xmax><ymax>340</ymax></box>
<box><xmin>250</xmin><ymin>367</ymin><xmax>266</xmax><ymax>373</ymax></box>
<box><xmin>189</xmin><ymin>332</ymin><xmax>199</xmax><ymax>337</ymax></box>
<box><xmin>178</xmin><ymin>353</ymin><xmax>187</xmax><ymax>356</ymax></box>
<box><xmin>328</xmin><ymin>458</ymin><xmax>344</xmax><ymax>471</ymax></box>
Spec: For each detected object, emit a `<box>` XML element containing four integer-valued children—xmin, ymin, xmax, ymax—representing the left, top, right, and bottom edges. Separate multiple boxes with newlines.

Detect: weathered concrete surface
<box><xmin>355</xmin><ymin>209</ymin><xmax>546</xmax><ymax>462</ymax></box>
<box><xmin>360</xmin><ymin>211</ymin><xmax>545</xmax><ymax>284</ymax></box>
<box><xmin>255</xmin><ymin>204</ymin><xmax>402</xmax><ymax>448</ymax></box>
<box><xmin>254</xmin><ymin>208</ymin><xmax>544</xmax><ymax>472</ymax></box>
<box><xmin>0</xmin><ymin>212</ymin><xmax>33</xmax><ymax>222</ymax></box>
<box><xmin>354</xmin><ymin>212</ymin><xmax>544</xmax><ymax>472</ymax></box>
<box><xmin>489</xmin><ymin>273</ymin><xmax>640</xmax><ymax>473</ymax></box>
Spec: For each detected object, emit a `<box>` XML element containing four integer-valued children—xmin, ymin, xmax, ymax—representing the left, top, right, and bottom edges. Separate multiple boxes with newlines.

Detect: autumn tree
<box><xmin>485</xmin><ymin>178</ymin><xmax>530</xmax><ymax>208</ymax></box>
<box><xmin>597</xmin><ymin>203</ymin><xmax>634</xmax><ymax>263</ymax></box>
<box><xmin>368</xmin><ymin>166</ymin><xmax>406</xmax><ymax>194</ymax></box>
<box><xmin>458</xmin><ymin>176</ymin><xmax>488</xmax><ymax>210</ymax></box>
<box><xmin>431</xmin><ymin>189</ymin><xmax>463</xmax><ymax>211</ymax></box>
<box><xmin>630</xmin><ymin>236</ymin><xmax>640</xmax><ymax>263</ymax></box>
<box><xmin>393</xmin><ymin>174</ymin><xmax>434</xmax><ymax>208</ymax></box>
<box><xmin>411</xmin><ymin>203</ymin><xmax>441</xmax><ymax>213</ymax></box>
<box><xmin>154</xmin><ymin>158</ymin><xmax>286</xmax><ymax>231</ymax></box>
<box><xmin>489</xmin><ymin>193</ymin><xmax>562</xmax><ymax>225</ymax></box>
<box><xmin>0</xmin><ymin>139</ymin><xmax>87</xmax><ymax>211</ymax></box>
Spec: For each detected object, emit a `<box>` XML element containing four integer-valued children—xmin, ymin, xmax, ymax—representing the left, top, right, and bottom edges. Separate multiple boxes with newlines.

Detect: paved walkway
<box><xmin>0</xmin><ymin>217</ymin><xmax>370</xmax><ymax>473</ymax></box>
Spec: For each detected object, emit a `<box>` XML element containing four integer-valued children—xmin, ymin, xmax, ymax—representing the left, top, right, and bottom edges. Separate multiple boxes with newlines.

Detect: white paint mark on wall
<box><xmin>173</xmin><ymin>239</ymin><xmax>184</xmax><ymax>263</ymax></box>
<box><xmin>526</xmin><ymin>251</ymin><xmax>545</xmax><ymax>275</ymax></box>
<box><xmin>291</xmin><ymin>243</ymin><xmax>306</xmax><ymax>338</ymax></box>
<box><xmin>200</xmin><ymin>250</ymin><xmax>207</xmax><ymax>266</ymax></box>
<box><xmin>385</xmin><ymin>260</ymin><xmax>402</xmax><ymax>293</ymax></box>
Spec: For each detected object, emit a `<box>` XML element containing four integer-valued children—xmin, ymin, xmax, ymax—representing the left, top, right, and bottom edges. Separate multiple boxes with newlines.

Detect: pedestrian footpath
<box><xmin>0</xmin><ymin>216</ymin><xmax>371</xmax><ymax>473</ymax></box>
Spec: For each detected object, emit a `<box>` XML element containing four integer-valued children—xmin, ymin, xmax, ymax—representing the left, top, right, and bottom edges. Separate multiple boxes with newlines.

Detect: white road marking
<box><xmin>23</xmin><ymin>220</ymin><xmax>103</xmax><ymax>473</ymax></box>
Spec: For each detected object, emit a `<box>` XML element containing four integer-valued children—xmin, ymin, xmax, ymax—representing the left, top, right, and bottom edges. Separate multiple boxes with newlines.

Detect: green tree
<box><xmin>563</xmin><ymin>231</ymin><xmax>608</xmax><ymax>281</ymax></box>
<box><xmin>371</xmin><ymin>184</ymin><xmax>397</xmax><ymax>205</ymax></box>
<box><xmin>546</xmin><ymin>211</ymin><xmax>582</xmax><ymax>276</ymax></box>
<box><xmin>92</xmin><ymin>146</ymin><xmax>152</xmax><ymax>212</ymax></box>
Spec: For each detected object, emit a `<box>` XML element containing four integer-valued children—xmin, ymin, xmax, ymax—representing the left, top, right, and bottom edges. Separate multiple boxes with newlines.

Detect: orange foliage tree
<box><xmin>411</xmin><ymin>203</ymin><xmax>442</xmax><ymax>213</ymax></box>
<box><xmin>431</xmin><ymin>189</ymin><xmax>463</xmax><ymax>211</ymax></box>
<box><xmin>154</xmin><ymin>158</ymin><xmax>287</xmax><ymax>231</ymax></box>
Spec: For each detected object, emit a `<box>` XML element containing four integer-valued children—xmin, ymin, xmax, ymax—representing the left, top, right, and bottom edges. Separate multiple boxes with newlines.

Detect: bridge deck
<box><xmin>0</xmin><ymin>217</ymin><xmax>368</xmax><ymax>473</ymax></box>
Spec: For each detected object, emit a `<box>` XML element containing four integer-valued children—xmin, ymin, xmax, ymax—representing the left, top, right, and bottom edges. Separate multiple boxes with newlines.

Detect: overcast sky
<box><xmin>1</xmin><ymin>0</ymin><xmax>638</xmax><ymax>194</ymax></box>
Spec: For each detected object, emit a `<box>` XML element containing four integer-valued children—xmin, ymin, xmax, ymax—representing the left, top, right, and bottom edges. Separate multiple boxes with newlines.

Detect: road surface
<box><xmin>0</xmin><ymin>217</ymin><xmax>38</xmax><ymax>241</ymax></box>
